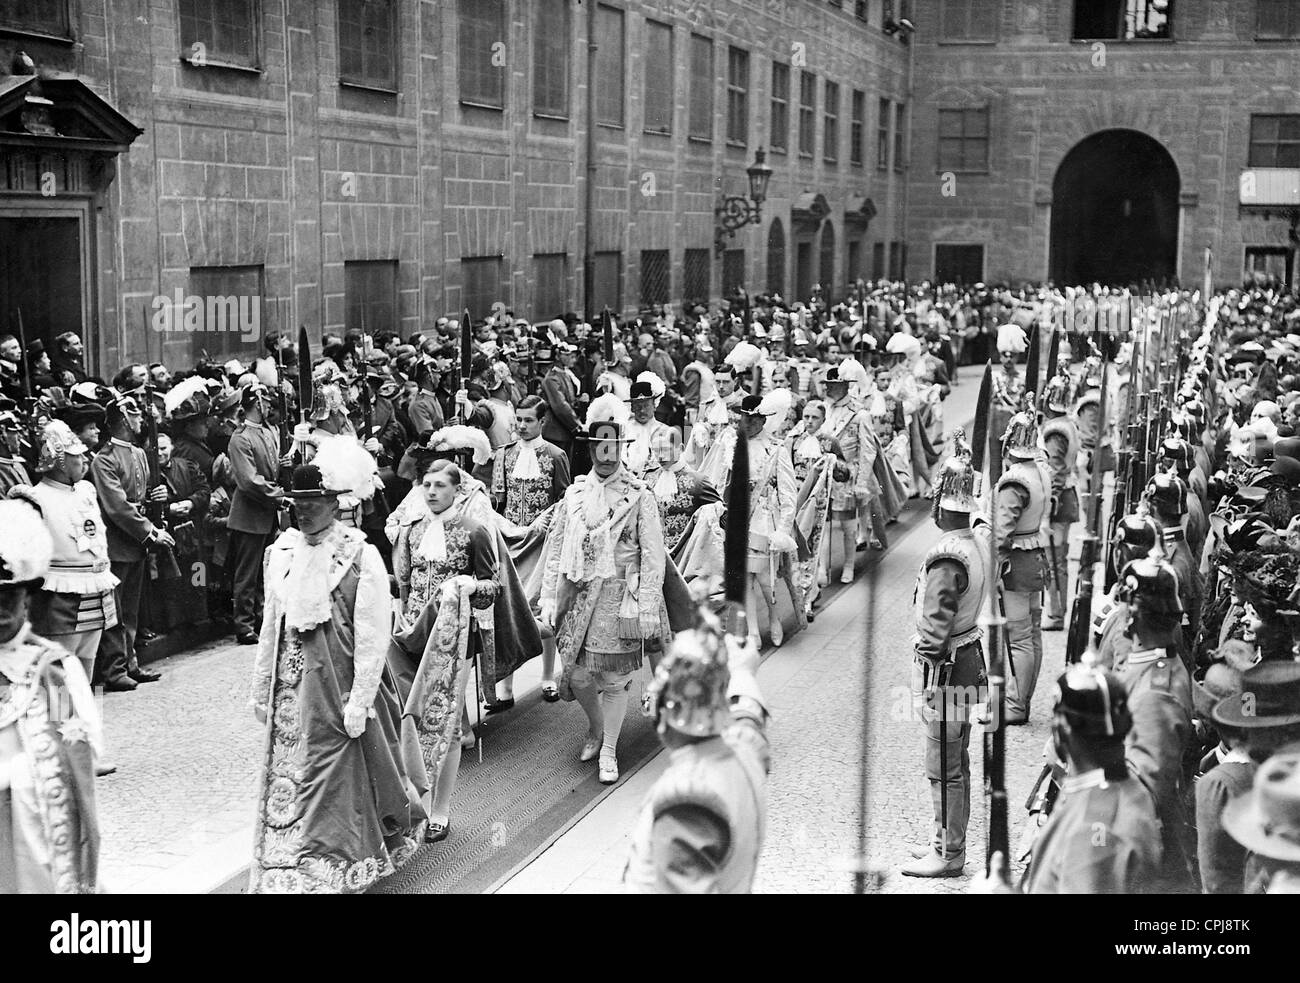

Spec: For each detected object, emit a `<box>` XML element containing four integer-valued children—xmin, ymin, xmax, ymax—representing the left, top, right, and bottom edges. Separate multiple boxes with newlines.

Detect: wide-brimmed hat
<box><xmin>1212</xmin><ymin>659</ymin><xmax>1300</xmax><ymax>729</ymax></box>
<box><xmin>1222</xmin><ymin>752</ymin><xmax>1300</xmax><ymax>862</ymax></box>
<box><xmin>54</xmin><ymin>401</ymin><xmax>105</xmax><ymax>431</ymax></box>
<box><xmin>735</xmin><ymin>394</ymin><xmax>770</xmax><ymax>417</ymax></box>
<box><xmin>281</xmin><ymin>463</ymin><xmax>336</xmax><ymax>499</ymax></box>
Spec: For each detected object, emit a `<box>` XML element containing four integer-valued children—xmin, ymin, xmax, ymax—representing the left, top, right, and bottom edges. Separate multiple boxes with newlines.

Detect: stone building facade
<box><xmin>905</xmin><ymin>0</ymin><xmax>1300</xmax><ymax>289</ymax></box>
<box><xmin>0</xmin><ymin>0</ymin><xmax>908</xmax><ymax>375</ymax></box>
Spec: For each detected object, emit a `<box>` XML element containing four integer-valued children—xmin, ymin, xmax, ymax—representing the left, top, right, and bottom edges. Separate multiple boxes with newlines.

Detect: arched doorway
<box><xmin>819</xmin><ymin>220</ymin><xmax>835</xmax><ymax>299</ymax></box>
<box><xmin>766</xmin><ymin>219</ymin><xmax>785</xmax><ymax>296</ymax></box>
<box><xmin>1049</xmin><ymin>129</ymin><xmax>1179</xmax><ymax>285</ymax></box>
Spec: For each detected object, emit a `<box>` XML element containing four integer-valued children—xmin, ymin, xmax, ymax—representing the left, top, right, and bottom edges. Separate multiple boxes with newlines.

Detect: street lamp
<box><xmin>714</xmin><ymin>148</ymin><xmax>774</xmax><ymax>256</ymax></box>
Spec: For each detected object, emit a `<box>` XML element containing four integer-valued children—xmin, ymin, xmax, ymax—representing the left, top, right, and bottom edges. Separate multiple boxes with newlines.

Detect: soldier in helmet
<box><xmin>1109</xmin><ymin>551</ymin><xmax>1196</xmax><ymax>892</ymax></box>
<box><xmin>903</xmin><ymin>432</ymin><xmax>990</xmax><ymax>878</ymax></box>
<box><xmin>994</xmin><ymin>402</ymin><xmax>1051</xmax><ymax>724</ymax></box>
<box><xmin>989</xmin><ymin>324</ymin><xmax>1028</xmax><ymax>483</ymax></box>
<box><xmin>624</xmin><ymin>613</ymin><xmax>769</xmax><ymax>893</ymax></box>
<box><xmin>1159</xmin><ymin>434</ymin><xmax>1207</xmax><ymax>562</ymax></box>
<box><xmin>1039</xmin><ymin>366</ymin><xmax>1080</xmax><ymax>631</ymax></box>
<box><xmin>1020</xmin><ymin>662</ymin><xmax>1161</xmax><ymax>893</ymax></box>
<box><xmin>1145</xmin><ymin>467</ymin><xmax>1202</xmax><ymax>653</ymax></box>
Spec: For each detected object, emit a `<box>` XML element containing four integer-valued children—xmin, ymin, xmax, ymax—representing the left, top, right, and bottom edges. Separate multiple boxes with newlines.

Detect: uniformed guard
<box><xmin>990</xmin><ymin>324</ymin><xmax>1028</xmax><ymax>483</ymax></box>
<box><xmin>90</xmin><ymin>392</ymin><xmax>174</xmax><ymax>690</ymax></box>
<box><xmin>1039</xmin><ymin>367</ymin><xmax>1079</xmax><ymax>631</ymax></box>
<box><xmin>624</xmin><ymin>425</ymin><xmax>768</xmax><ymax>894</ymax></box>
<box><xmin>1158</xmin><ymin>434</ymin><xmax>1208</xmax><ymax>562</ymax></box>
<box><xmin>625</xmin><ymin>615</ymin><xmax>769</xmax><ymax>893</ymax></box>
<box><xmin>994</xmin><ymin>402</ymin><xmax>1051</xmax><ymax>724</ymax></box>
<box><xmin>1020</xmin><ymin>662</ymin><xmax>1161</xmax><ymax>893</ymax></box>
<box><xmin>903</xmin><ymin>432</ymin><xmax>989</xmax><ymax>878</ymax></box>
<box><xmin>1145</xmin><ymin>466</ymin><xmax>1203</xmax><ymax>658</ymax></box>
<box><xmin>1110</xmin><ymin>551</ymin><xmax>1196</xmax><ymax>892</ymax></box>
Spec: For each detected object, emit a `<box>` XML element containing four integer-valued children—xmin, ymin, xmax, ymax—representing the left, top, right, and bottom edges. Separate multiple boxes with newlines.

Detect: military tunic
<box><xmin>911</xmin><ymin>525</ymin><xmax>990</xmax><ymax>860</ymax></box>
<box><xmin>1021</xmin><ymin>768</ymin><xmax>1161</xmax><ymax>894</ymax></box>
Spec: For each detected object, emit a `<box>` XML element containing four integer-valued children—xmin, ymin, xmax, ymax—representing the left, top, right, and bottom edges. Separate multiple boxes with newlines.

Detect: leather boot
<box><xmin>1043</xmin><ymin>582</ymin><xmax>1065</xmax><ymax>630</ymax></box>
<box><xmin>1004</xmin><ymin>616</ymin><xmax>1039</xmax><ymax>723</ymax></box>
<box><xmin>901</xmin><ymin>851</ymin><xmax>966</xmax><ymax>878</ymax></box>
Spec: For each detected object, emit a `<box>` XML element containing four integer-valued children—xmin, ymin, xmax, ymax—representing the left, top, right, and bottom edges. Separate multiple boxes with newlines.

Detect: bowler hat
<box><xmin>1222</xmin><ymin>753</ymin><xmax>1300</xmax><ymax>862</ymax></box>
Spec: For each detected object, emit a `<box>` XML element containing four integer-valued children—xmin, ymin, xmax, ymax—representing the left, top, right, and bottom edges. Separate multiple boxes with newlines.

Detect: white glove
<box><xmin>538</xmin><ymin>599</ymin><xmax>557</xmax><ymax>629</ymax></box>
<box><xmin>768</xmin><ymin>530</ymin><xmax>797</xmax><ymax>553</ymax></box>
<box><xmin>292</xmin><ymin>422</ymin><xmax>314</xmax><ymax>444</ymax></box>
<box><xmin>724</xmin><ymin>632</ymin><xmax>760</xmax><ymax>680</ymax></box>
<box><xmin>363</xmin><ymin>437</ymin><xmax>381</xmax><ymax>454</ymax></box>
<box><xmin>252</xmin><ymin>701</ymin><xmax>268</xmax><ymax>725</ymax></box>
<box><xmin>343</xmin><ymin>701</ymin><xmax>370</xmax><ymax>739</ymax></box>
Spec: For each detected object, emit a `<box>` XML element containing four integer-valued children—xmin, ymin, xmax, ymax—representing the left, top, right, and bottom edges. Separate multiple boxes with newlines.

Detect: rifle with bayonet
<box><xmin>1025</xmin><ymin>362</ymin><xmax>1112</xmax><ymax>844</ymax></box>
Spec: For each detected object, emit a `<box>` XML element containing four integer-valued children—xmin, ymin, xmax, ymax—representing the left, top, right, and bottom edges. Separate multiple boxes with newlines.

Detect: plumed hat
<box><xmin>996</xmin><ymin>323</ymin><xmax>1028</xmax><ymax>354</ymax></box>
<box><xmin>0</xmin><ymin>497</ymin><xmax>52</xmax><ymax>587</ymax></box>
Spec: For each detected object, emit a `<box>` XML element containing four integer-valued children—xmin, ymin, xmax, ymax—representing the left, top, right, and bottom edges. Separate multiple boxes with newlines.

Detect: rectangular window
<box><xmin>824</xmin><ymin>81</ymin><xmax>840</xmax><ymax>164</ymax></box>
<box><xmin>798</xmin><ymin>71</ymin><xmax>816</xmax><ymax>157</ymax></box>
<box><xmin>848</xmin><ymin>239</ymin><xmax>862</xmax><ymax>283</ymax></box>
<box><xmin>344</xmin><ymin>260</ymin><xmax>398</xmax><ymax>336</ymax></box>
<box><xmin>640</xmin><ymin>250</ymin><xmax>670</xmax><ymax>307</ymax></box>
<box><xmin>688</xmin><ymin>34</ymin><xmax>713</xmax><ymax>142</ymax></box>
<box><xmin>179</xmin><ymin>0</ymin><xmax>259</xmax><ymax>68</ymax></box>
<box><xmin>938</xmin><ymin>107</ymin><xmax>990</xmax><ymax>172</ymax></box>
<box><xmin>459</xmin><ymin>0</ymin><xmax>505</xmax><ymax>108</ymax></box>
<box><xmin>940</xmin><ymin>0</ymin><xmax>998</xmax><ymax>40</ymax></box>
<box><xmin>855</xmin><ymin>1</ymin><xmax>869</xmax><ymax>20</ymax></box>
<box><xmin>726</xmin><ymin>47</ymin><xmax>750</xmax><ymax>146</ymax></box>
<box><xmin>934</xmin><ymin>244</ymin><xmax>985</xmax><ymax>285</ymax></box>
<box><xmin>1245</xmin><ymin>246</ymin><xmax>1293</xmax><ymax>282</ymax></box>
<box><xmin>592</xmin><ymin>251</ymin><xmax>623</xmax><ymax>313</ymax></box>
<box><xmin>338</xmin><ymin>0</ymin><xmax>396</xmax><ymax>90</ymax></box>
<box><xmin>850</xmin><ymin>89</ymin><xmax>865</xmax><ymax>165</ymax></box>
<box><xmin>877</xmin><ymin>97</ymin><xmax>891</xmax><ymax>171</ymax></box>
<box><xmin>1072</xmin><ymin>0</ymin><xmax>1171</xmax><ymax>40</ymax></box>
<box><xmin>534</xmin><ymin>254</ymin><xmax>568</xmax><ymax>320</ymax></box>
<box><xmin>893</xmin><ymin>102</ymin><xmax>906</xmax><ymax>172</ymax></box>
<box><xmin>888</xmin><ymin>241</ymin><xmax>903</xmax><ymax>280</ymax></box>
<box><xmin>872</xmin><ymin>242</ymin><xmax>885</xmax><ymax>279</ymax></box>
<box><xmin>595</xmin><ymin>4</ymin><xmax>625</xmax><ymax>127</ymax></box>
<box><xmin>683</xmin><ymin>249</ymin><xmax>711</xmax><ymax>305</ymax></box>
<box><xmin>3</xmin><ymin>0</ymin><xmax>72</xmax><ymax>38</ymax></box>
<box><xmin>462</xmin><ymin>257</ymin><xmax>504</xmax><ymax>322</ymax></box>
<box><xmin>643</xmin><ymin>20</ymin><xmax>674</xmax><ymax>135</ymax></box>
<box><xmin>1258</xmin><ymin>0</ymin><xmax>1300</xmax><ymax>38</ymax></box>
<box><xmin>1249</xmin><ymin>114</ymin><xmax>1300</xmax><ymax>168</ymax></box>
<box><xmin>187</xmin><ymin>265</ymin><xmax>264</xmax><ymax>362</ymax></box>
<box><xmin>533</xmin><ymin>0</ymin><xmax>570</xmax><ymax>117</ymax></box>
<box><xmin>770</xmin><ymin>62</ymin><xmax>790</xmax><ymax>153</ymax></box>
<box><xmin>722</xmin><ymin>249</ymin><xmax>746</xmax><ymax>299</ymax></box>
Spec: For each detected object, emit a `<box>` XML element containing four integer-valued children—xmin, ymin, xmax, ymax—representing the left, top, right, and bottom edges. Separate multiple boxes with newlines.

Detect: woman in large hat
<box><xmin>248</xmin><ymin>438</ymin><xmax>427</xmax><ymax>893</ymax></box>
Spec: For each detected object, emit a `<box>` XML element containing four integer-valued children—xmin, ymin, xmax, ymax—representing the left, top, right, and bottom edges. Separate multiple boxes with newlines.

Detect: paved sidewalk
<box><xmin>95</xmin><ymin>631</ymin><xmax>553</xmax><ymax>893</ymax></box>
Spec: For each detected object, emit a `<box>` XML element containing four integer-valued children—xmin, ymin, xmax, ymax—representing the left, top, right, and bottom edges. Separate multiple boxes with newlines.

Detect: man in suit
<box><xmin>91</xmin><ymin>392</ymin><xmax>175</xmax><ymax>690</ymax></box>
<box><xmin>541</xmin><ymin>342</ymin><xmax>583</xmax><ymax>458</ymax></box>
<box><xmin>226</xmin><ymin>383</ymin><xmax>286</xmax><ymax>644</ymax></box>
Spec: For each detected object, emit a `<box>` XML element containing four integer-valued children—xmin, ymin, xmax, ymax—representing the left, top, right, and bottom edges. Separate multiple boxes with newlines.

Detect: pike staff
<box><xmin>971</xmin><ymin>362</ymin><xmax>1009</xmax><ymax>879</ymax></box>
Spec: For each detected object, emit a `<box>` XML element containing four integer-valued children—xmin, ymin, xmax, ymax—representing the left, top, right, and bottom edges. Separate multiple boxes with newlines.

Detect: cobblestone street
<box><xmin>91</xmin><ymin>377</ymin><xmax>1071</xmax><ymax>895</ymax></box>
